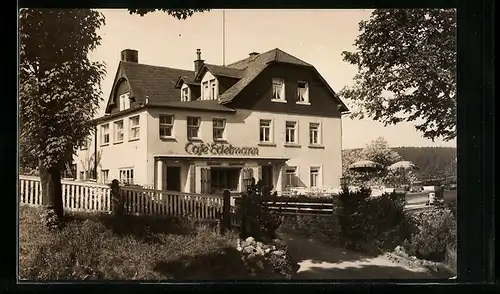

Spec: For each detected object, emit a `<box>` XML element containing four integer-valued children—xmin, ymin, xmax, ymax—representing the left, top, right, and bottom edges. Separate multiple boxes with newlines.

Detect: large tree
<box><xmin>341</xmin><ymin>9</ymin><xmax>457</xmax><ymax>142</ymax></box>
<box><xmin>19</xmin><ymin>9</ymin><xmax>106</xmax><ymax>221</ymax></box>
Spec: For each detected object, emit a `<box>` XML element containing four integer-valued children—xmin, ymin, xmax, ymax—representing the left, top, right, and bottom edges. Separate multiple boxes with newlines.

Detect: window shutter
<box><xmin>190</xmin><ymin>166</ymin><xmax>196</xmax><ymax>193</ymax></box>
<box><xmin>281</xmin><ymin>166</ymin><xmax>287</xmax><ymax>192</ymax></box>
<box><xmin>200</xmin><ymin>167</ymin><xmax>211</xmax><ymax>194</ymax></box>
<box><xmin>258</xmin><ymin>166</ymin><xmax>263</xmax><ymax>181</ymax></box>
<box><xmin>295</xmin><ymin>166</ymin><xmax>300</xmax><ymax>187</ymax></box>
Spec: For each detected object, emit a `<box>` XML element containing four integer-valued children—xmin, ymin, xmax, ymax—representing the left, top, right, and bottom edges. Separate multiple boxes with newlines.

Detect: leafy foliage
<box><xmin>128</xmin><ymin>8</ymin><xmax>210</xmax><ymax>19</ymax></box>
<box><xmin>238</xmin><ymin>182</ymin><xmax>282</xmax><ymax>241</ymax></box>
<box><xmin>19</xmin><ymin>9</ymin><xmax>106</xmax><ymax>170</ymax></box>
<box><xmin>341</xmin><ymin>9</ymin><xmax>457</xmax><ymax>141</ymax></box>
<box><xmin>403</xmin><ymin>208</ymin><xmax>457</xmax><ymax>261</ymax></box>
<box><xmin>337</xmin><ymin>187</ymin><xmax>410</xmax><ymax>253</ymax></box>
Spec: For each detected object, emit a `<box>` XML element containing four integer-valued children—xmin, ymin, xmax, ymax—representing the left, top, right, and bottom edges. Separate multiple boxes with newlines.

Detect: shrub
<box><xmin>237</xmin><ymin>182</ymin><xmax>282</xmax><ymax>241</ymax></box>
<box><xmin>403</xmin><ymin>208</ymin><xmax>457</xmax><ymax>262</ymax></box>
<box><xmin>337</xmin><ymin>187</ymin><xmax>409</xmax><ymax>253</ymax></box>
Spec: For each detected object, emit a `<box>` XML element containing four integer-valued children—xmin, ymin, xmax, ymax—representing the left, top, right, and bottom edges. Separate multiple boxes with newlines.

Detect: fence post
<box><xmin>110</xmin><ymin>179</ymin><xmax>123</xmax><ymax>217</ymax></box>
<box><xmin>220</xmin><ymin>190</ymin><xmax>231</xmax><ymax>234</ymax></box>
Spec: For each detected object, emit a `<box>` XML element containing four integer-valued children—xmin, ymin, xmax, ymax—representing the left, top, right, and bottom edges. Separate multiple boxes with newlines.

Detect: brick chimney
<box><xmin>121</xmin><ymin>49</ymin><xmax>138</xmax><ymax>63</ymax></box>
<box><xmin>194</xmin><ymin>49</ymin><xmax>205</xmax><ymax>77</ymax></box>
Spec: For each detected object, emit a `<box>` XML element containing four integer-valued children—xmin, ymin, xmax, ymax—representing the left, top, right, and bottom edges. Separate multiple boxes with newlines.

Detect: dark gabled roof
<box><xmin>121</xmin><ymin>61</ymin><xmax>195</xmax><ymax>103</ymax></box>
<box><xmin>174</xmin><ymin>75</ymin><xmax>200</xmax><ymax>89</ymax></box>
<box><xmin>147</xmin><ymin>100</ymin><xmax>235</xmax><ymax>113</ymax></box>
<box><xmin>204</xmin><ymin>64</ymin><xmax>245</xmax><ymax>79</ymax></box>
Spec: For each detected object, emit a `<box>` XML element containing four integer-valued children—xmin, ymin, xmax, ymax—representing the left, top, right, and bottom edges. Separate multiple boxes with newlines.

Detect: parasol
<box><xmin>387</xmin><ymin>161</ymin><xmax>420</xmax><ymax>171</ymax></box>
<box><xmin>348</xmin><ymin>160</ymin><xmax>384</xmax><ymax>173</ymax></box>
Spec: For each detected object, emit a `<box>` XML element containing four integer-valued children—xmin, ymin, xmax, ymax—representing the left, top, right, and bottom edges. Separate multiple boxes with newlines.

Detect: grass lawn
<box><xmin>19</xmin><ymin>205</ymin><xmax>251</xmax><ymax>280</ymax></box>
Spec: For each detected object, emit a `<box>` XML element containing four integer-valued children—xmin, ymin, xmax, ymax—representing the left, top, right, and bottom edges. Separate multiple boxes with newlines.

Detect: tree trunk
<box><xmin>39</xmin><ymin>160</ymin><xmax>64</xmax><ymax>219</ymax></box>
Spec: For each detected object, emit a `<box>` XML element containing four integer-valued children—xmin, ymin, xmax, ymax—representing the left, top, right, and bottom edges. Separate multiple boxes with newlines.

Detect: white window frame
<box><xmin>212</xmin><ymin>118</ymin><xmax>226</xmax><ymax>141</ymax></box>
<box><xmin>129</xmin><ymin>116</ymin><xmax>140</xmax><ymax>141</ymax></box>
<box><xmin>101</xmin><ymin>123</ymin><xmax>110</xmax><ymax>145</ymax></box>
<box><xmin>119</xmin><ymin>168</ymin><xmax>134</xmax><ymax>185</ymax></box>
<box><xmin>181</xmin><ymin>87</ymin><xmax>190</xmax><ymax>101</ymax></box>
<box><xmin>210</xmin><ymin>79</ymin><xmax>217</xmax><ymax>100</ymax></box>
<box><xmin>309</xmin><ymin>122</ymin><xmax>321</xmax><ymax>146</ymax></box>
<box><xmin>297</xmin><ymin>81</ymin><xmax>310</xmax><ymax>104</ymax></box>
<box><xmin>285</xmin><ymin>121</ymin><xmax>298</xmax><ymax>144</ymax></box>
<box><xmin>114</xmin><ymin>120</ymin><xmax>124</xmax><ymax>143</ymax></box>
<box><xmin>285</xmin><ymin>166</ymin><xmax>298</xmax><ymax>188</ymax></box>
<box><xmin>202</xmin><ymin>81</ymin><xmax>209</xmax><ymax>100</ymax></box>
<box><xmin>187</xmin><ymin>116</ymin><xmax>201</xmax><ymax>139</ymax></box>
<box><xmin>159</xmin><ymin>114</ymin><xmax>175</xmax><ymax>138</ymax></box>
<box><xmin>80</xmin><ymin>137</ymin><xmax>90</xmax><ymax>150</ymax></box>
<box><xmin>119</xmin><ymin>93</ymin><xmax>130</xmax><ymax>111</ymax></box>
<box><xmin>101</xmin><ymin>169</ymin><xmax>109</xmax><ymax>184</ymax></box>
<box><xmin>271</xmin><ymin>78</ymin><xmax>286</xmax><ymax>102</ymax></box>
<box><xmin>309</xmin><ymin>166</ymin><xmax>321</xmax><ymax>188</ymax></box>
<box><xmin>259</xmin><ymin>119</ymin><xmax>273</xmax><ymax>143</ymax></box>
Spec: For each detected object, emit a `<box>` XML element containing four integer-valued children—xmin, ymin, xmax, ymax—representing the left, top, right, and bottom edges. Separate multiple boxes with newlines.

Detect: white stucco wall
<box><xmin>146</xmin><ymin>108</ymin><xmax>342</xmax><ymax>189</ymax></box>
<box><xmin>74</xmin><ymin>109</ymin><xmax>149</xmax><ymax>185</ymax></box>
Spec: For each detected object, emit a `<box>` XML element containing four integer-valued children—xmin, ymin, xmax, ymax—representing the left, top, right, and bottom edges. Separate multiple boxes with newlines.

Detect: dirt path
<box><xmin>280</xmin><ymin>232</ymin><xmax>450</xmax><ymax>280</ymax></box>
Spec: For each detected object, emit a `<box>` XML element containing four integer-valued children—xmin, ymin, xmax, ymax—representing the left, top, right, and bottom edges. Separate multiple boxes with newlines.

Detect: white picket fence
<box><xmin>19</xmin><ymin>175</ymin><xmax>112</xmax><ymax>213</ymax></box>
<box><xmin>18</xmin><ymin>175</ymin><xmax>227</xmax><ymax>220</ymax></box>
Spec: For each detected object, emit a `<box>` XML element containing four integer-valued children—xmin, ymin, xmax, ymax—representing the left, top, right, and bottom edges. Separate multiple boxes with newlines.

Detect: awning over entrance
<box><xmin>153</xmin><ymin>154</ymin><xmax>290</xmax><ymax>162</ymax></box>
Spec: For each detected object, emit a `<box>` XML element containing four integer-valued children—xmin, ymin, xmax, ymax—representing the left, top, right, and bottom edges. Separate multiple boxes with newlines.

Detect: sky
<box><xmin>89</xmin><ymin>9</ymin><xmax>456</xmax><ymax>150</ymax></box>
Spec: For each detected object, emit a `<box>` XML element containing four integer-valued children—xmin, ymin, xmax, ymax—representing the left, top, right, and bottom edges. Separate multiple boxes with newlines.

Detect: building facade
<box><xmin>75</xmin><ymin>48</ymin><xmax>349</xmax><ymax>194</ymax></box>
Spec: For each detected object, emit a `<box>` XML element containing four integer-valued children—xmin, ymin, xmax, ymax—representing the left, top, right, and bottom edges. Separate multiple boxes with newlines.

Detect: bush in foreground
<box><xmin>19</xmin><ymin>206</ymin><xmax>239</xmax><ymax>280</ymax></box>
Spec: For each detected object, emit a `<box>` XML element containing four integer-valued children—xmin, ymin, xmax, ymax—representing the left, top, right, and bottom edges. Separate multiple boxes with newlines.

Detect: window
<box><xmin>310</xmin><ymin>166</ymin><xmax>320</xmax><ymax>187</ymax></box>
<box><xmin>285</xmin><ymin>121</ymin><xmax>297</xmax><ymax>144</ymax></box>
<box><xmin>210</xmin><ymin>79</ymin><xmax>216</xmax><ymax>99</ymax></box>
<box><xmin>159</xmin><ymin>114</ymin><xmax>174</xmax><ymax>138</ymax></box>
<box><xmin>213</xmin><ymin>118</ymin><xmax>226</xmax><ymax>140</ymax></box>
<box><xmin>101</xmin><ymin>124</ymin><xmax>110</xmax><ymax>145</ymax></box>
<box><xmin>210</xmin><ymin>167</ymin><xmax>240</xmax><ymax>192</ymax></box>
<box><xmin>119</xmin><ymin>168</ymin><xmax>134</xmax><ymax>185</ymax></box>
<box><xmin>285</xmin><ymin>167</ymin><xmax>298</xmax><ymax>188</ymax></box>
<box><xmin>297</xmin><ymin>81</ymin><xmax>309</xmax><ymax>103</ymax></box>
<box><xmin>79</xmin><ymin>171</ymin><xmax>84</xmax><ymax>180</ymax></box>
<box><xmin>272</xmin><ymin>78</ymin><xmax>285</xmax><ymax>101</ymax></box>
<box><xmin>187</xmin><ymin>116</ymin><xmax>201</xmax><ymax>139</ymax></box>
<box><xmin>80</xmin><ymin>138</ymin><xmax>90</xmax><ymax>150</ymax></box>
<box><xmin>114</xmin><ymin>120</ymin><xmax>124</xmax><ymax>143</ymax></box>
<box><xmin>181</xmin><ymin>87</ymin><xmax>189</xmax><ymax>101</ymax></box>
<box><xmin>101</xmin><ymin>169</ymin><xmax>109</xmax><ymax>184</ymax></box>
<box><xmin>309</xmin><ymin>123</ymin><xmax>320</xmax><ymax>145</ymax></box>
<box><xmin>259</xmin><ymin>119</ymin><xmax>272</xmax><ymax>142</ymax></box>
<box><xmin>119</xmin><ymin>93</ymin><xmax>130</xmax><ymax>111</ymax></box>
<box><xmin>202</xmin><ymin>81</ymin><xmax>209</xmax><ymax>100</ymax></box>
<box><xmin>129</xmin><ymin>116</ymin><xmax>140</xmax><ymax>140</ymax></box>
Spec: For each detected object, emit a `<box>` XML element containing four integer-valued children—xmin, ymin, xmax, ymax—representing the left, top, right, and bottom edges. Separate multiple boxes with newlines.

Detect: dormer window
<box><xmin>119</xmin><ymin>92</ymin><xmax>130</xmax><ymax>111</ymax></box>
<box><xmin>297</xmin><ymin>81</ymin><xmax>310</xmax><ymax>104</ymax></box>
<box><xmin>271</xmin><ymin>78</ymin><xmax>285</xmax><ymax>102</ymax></box>
<box><xmin>210</xmin><ymin>80</ymin><xmax>216</xmax><ymax>99</ymax></box>
<box><xmin>202</xmin><ymin>81</ymin><xmax>209</xmax><ymax>100</ymax></box>
<box><xmin>181</xmin><ymin>87</ymin><xmax>190</xmax><ymax>101</ymax></box>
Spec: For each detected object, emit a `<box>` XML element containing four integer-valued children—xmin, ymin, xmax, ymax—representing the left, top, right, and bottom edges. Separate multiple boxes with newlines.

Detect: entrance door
<box><xmin>261</xmin><ymin>165</ymin><xmax>274</xmax><ymax>189</ymax></box>
<box><xmin>166</xmin><ymin>166</ymin><xmax>181</xmax><ymax>192</ymax></box>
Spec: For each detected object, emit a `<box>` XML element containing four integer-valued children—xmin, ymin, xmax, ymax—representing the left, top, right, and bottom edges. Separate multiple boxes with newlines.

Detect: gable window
<box><xmin>285</xmin><ymin>166</ymin><xmax>298</xmax><ymax>188</ymax></box>
<box><xmin>119</xmin><ymin>93</ymin><xmax>130</xmax><ymax>111</ymax></box>
<box><xmin>310</xmin><ymin>166</ymin><xmax>321</xmax><ymax>187</ymax></box>
<box><xmin>101</xmin><ymin>124</ymin><xmax>110</xmax><ymax>145</ymax></box>
<box><xmin>285</xmin><ymin>121</ymin><xmax>297</xmax><ymax>144</ymax></box>
<box><xmin>271</xmin><ymin>78</ymin><xmax>285</xmax><ymax>101</ymax></box>
<box><xmin>129</xmin><ymin>116</ymin><xmax>140</xmax><ymax>140</ymax></box>
<box><xmin>159</xmin><ymin>114</ymin><xmax>174</xmax><ymax>138</ymax></box>
<box><xmin>213</xmin><ymin>118</ymin><xmax>226</xmax><ymax>140</ymax></box>
<box><xmin>259</xmin><ymin>119</ymin><xmax>272</xmax><ymax>143</ymax></box>
<box><xmin>210</xmin><ymin>80</ymin><xmax>217</xmax><ymax>99</ymax></box>
<box><xmin>297</xmin><ymin>81</ymin><xmax>309</xmax><ymax>103</ymax></box>
<box><xmin>187</xmin><ymin>116</ymin><xmax>201</xmax><ymax>139</ymax></box>
<box><xmin>114</xmin><ymin>120</ymin><xmax>124</xmax><ymax>143</ymax></box>
<box><xmin>309</xmin><ymin>123</ymin><xmax>321</xmax><ymax>145</ymax></box>
<box><xmin>119</xmin><ymin>168</ymin><xmax>134</xmax><ymax>185</ymax></box>
<box><xmin>181</xmin><ymin>87</ymin><xmax>190</xmax><ymax>101</ymax></box>
<box><xmin>202</xmin><ymin>81</ymin><xmax>209</xmax><ymax>100</ymax></box>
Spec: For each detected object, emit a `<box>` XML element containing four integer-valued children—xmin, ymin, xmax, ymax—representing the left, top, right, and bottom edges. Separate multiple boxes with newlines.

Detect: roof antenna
<box><xmin>222</xmin><ymin>9</ymin><xmax>226</xmax><ymax>66</ymax></box>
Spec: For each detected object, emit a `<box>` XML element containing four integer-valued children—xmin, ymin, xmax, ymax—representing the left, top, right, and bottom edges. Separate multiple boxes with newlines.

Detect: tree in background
<box><xmin>19</xmin><ymin>9</ymin><xmax>106</xmax><ymax>223</ymax></box>
<box><xmin>128</xmin><ymin>8</ymin><xmax>210</xmax><ymax>18</ymax></box>
<box><xmin>342</xmin><ymin>137</ymin><xmax>402</xmax><ymax>187</ymax></box>
<box><xmin>341</xmin><ymin>9</ymin><xmax>456</xmax><ymax>142</ymax></box>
